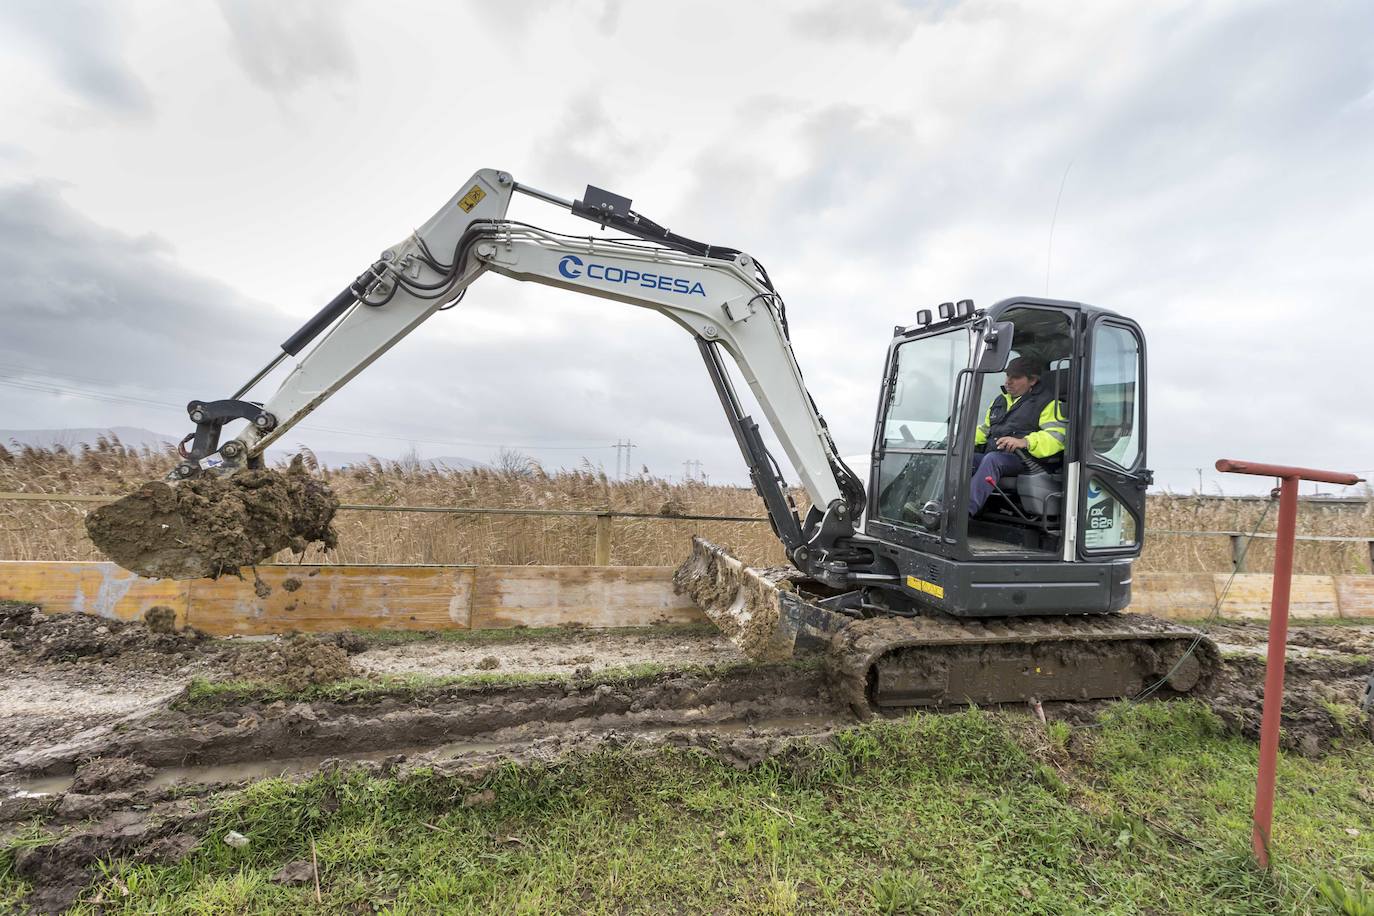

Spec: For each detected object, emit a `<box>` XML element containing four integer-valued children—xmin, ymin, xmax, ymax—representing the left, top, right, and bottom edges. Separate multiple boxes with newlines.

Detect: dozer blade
<box><xmin>673</xmin><ymin>536</ymin><xmax>851</xmax><ymax>661</ymax></box>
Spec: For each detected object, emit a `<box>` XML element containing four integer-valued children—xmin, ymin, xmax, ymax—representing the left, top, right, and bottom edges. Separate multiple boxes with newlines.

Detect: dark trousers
<box><xmin>968</xmin><ymin>450</ymin><xmax>1025</xmax><ymax>516</ymax></box>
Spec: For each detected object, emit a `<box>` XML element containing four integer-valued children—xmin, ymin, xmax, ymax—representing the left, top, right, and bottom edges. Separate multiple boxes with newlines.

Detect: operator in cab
<box><xmin>968</xmin><ymin>357</ymin><xmax>1067</xmax><ymax>516</ymax></box>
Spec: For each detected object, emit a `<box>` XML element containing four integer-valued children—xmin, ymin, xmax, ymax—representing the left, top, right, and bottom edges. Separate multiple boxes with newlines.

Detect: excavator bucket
<box><xmin>673</xmin><ymin>536</ymin><xmax>852</xmax><ymax>662</ymax></box>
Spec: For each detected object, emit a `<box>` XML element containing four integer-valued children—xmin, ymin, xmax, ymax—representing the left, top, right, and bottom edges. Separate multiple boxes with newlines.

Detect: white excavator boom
<box><xmin>176</xmin><ymin>169</ymin><xmax>864</xmax><ymax>576</ymax></box>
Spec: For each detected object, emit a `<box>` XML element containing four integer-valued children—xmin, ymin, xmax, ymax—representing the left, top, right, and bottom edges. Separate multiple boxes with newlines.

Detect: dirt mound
<box><xmin>142</xmin><ymin>606</ymin><xmax>177</xmax><ymax>634</ymax></box>
<box><xmin>1209</xmin><ymin>654</ymin><xmax>1374</xmax><ymax>755</ymax></box>
<box><xmin>70</xmin><ymin>757</ymin><xmax>154</xmax><ymax>795</ymax></box>
<box><xmin>84</xmin><ymin>458</ymin><xmax>338</xmax><ymax>580</ymax></box>
<box><xmin>229</xmin><ymin>635</ymin><xmax>357</xmax><ymax>691</ymax></box>
<box><xmin>11</xmin><ymin>800</ymin><xmax>204</xmax><ymax>914</ymax></box>
<box><xmin>0</xmin><ymin>601</ymin><xmax>206</xmax><ymax>664</ymax></box>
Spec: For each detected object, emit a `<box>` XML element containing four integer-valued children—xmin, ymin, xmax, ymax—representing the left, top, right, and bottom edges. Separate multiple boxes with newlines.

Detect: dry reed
<box><xmin>1</xmin><ymin>438</ymin><xmax>1369</xmax><ymax>574</ymax></box>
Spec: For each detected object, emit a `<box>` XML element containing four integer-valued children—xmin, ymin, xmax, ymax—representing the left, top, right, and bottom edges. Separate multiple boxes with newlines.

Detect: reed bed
<box><xmin>1</xmin><ymin>439</ymin><xmax>1369</xmax><ymax>573</ymax></box>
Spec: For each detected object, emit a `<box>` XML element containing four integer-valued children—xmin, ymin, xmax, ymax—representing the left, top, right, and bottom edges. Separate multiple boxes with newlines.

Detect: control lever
<box><xmin>984</xmin><ymin>475</ymin><xmax>1034</xmax><ymax>522</ymax></box>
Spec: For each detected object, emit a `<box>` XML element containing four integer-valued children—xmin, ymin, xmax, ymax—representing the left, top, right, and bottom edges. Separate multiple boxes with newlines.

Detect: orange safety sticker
<box><xmin>457</xmin><ymin>185</ymin><xmax>487</xmax><ymax>212</ymax></box>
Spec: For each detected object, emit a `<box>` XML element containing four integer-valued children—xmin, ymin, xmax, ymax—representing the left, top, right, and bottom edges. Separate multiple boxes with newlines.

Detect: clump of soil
<box><xmin>281</xmin><ymin>577</ymin><xmax>303</xmax><ymax>593</ymax></box>
<box><xmin>70</xmin><ymin>757</ymin><xmax>153</xmax><ymax>794</ymax></box>
<box><xmin>84</xmin><ymin>457</ymin><xmax>338</xmax><ymax>580</ymax></box>
<box><xmin>230</xmin><ymin>635</ymin><xmax>357</xmax><ymax>691</ymax></box>
<box><xmin>10</xmin><ymin>803</ymin><xmax>203</xmax><ymax>914</ymax></box>
<box><xmin>476</xmin><ymin>655</ymin><xmax>500</xmax><ymax>670</ymax></box>
<box><xmin>1209</xmin><ymin>654</ymin><xmax>1374</xmax><ymax>755</ymax></box>
<box><xmin>0</xmin><ymin>601</ymin><xmax>205</xmax><ymax>664</ymax></box>
<box><xmin>142</xmin><ymin>605</ymin><xmax>177</xmax><ymax>634</ymax></box>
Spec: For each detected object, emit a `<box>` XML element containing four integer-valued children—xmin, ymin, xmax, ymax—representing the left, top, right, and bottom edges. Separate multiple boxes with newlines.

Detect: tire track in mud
<box><xmin>2</xmin><ymin>665</ymin><xmax>836</xmax><ymax>780</ymax></box>
<box><xmin>6</xmin><ymin>648</ymin><xmax>1368</xmax><ymax>789</ymax></box>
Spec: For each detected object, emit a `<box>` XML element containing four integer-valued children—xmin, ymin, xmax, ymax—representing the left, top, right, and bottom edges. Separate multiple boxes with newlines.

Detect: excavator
<box><xmin>162</xmin><ymin>168</ymin><xmax>1217</xmax><ymax>716</ymax></box>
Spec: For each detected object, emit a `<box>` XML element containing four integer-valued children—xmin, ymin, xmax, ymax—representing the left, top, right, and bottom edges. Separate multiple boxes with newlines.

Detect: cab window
<box><xmin>874</xmin><ymin>328</ymin><xmax>970</xmax><ymax>526</ymax></box>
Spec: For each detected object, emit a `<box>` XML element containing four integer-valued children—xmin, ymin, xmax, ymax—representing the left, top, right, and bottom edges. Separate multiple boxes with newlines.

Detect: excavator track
<box><xmin>675</xmin><ymin>537</ymin><xmax>1221</xmax><ymax>718</ymax></box>
<box><xmin>828</xmin><ymin>613</ymin><xmax>1219</xmax><ymax>718</ymax></box>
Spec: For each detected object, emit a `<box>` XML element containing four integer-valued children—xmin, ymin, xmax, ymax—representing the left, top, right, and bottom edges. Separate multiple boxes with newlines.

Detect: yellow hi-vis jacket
<box><xmin>975</xmin><ymin>393</ymin><xmax>1068</xmax><ymax>459</ymax></box>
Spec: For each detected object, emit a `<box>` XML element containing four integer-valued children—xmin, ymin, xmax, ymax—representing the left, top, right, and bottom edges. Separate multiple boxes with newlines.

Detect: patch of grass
<box><xmin>176</xmin><ymin>658</ymin><xmax>820</xmax><ymax>709</ymax></box>
<box><xmin>7</xmin><ymin>701</ymin><xmax>1365</xmax><ymax>914</ymax></box>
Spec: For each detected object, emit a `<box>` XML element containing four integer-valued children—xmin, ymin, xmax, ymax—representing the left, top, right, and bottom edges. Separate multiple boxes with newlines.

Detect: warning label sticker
<box><xmin>458</xmin><ymin>185</ymin><xmax>487</xmax><ymax>212</ymax></box>
<box><xmin>906</xmin><ymin>575</ymin><xmax>945</xmax><ymax>600</ymax></box>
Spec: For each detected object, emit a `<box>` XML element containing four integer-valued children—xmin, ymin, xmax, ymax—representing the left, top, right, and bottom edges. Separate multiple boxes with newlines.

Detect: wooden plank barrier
<box><xmin>1</xmin><ymin>561</ymin><xmax>1371</xmax><ymax>635</ymax></box>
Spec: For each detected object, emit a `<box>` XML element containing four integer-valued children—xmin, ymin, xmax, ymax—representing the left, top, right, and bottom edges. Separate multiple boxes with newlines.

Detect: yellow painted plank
<box><xmin>0</xmin><ymin>561</ymin><xmax>190</xmax><ymax>628</ymax></box>
<box><xmin>470</xmin><ymin>565</ymin><xmax>706</xmax><ymax>629</ymax></box>
<box><xmin>1334</xmin><ymin>576</ymin><xmax>1374</xmax><ymax>619</ymax></box>
<box><xmin>185</xmin><ymin>566</ymin><xmax>475</xmax><ymax>636</ymax></box>
<box><xmin>1125</xmin><ymin>573</ymin><xmax>1218</xmax><ymax>619</ymax></box>
<box><xmin>1212</xmin><ymin>573</ymin><xmax>1340</xmax><ymax>620</ymax></box>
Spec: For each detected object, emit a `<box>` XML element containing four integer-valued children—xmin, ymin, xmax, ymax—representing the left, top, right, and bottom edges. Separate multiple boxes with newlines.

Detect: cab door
<box><xmin>1076</xmin><ymin>315</ymin><xmax>1149</xmax><ymax>558</ymax></box>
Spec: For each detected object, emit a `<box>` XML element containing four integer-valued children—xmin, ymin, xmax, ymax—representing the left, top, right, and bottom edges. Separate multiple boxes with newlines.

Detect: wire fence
<box><xmin>2</xmin><ymin>491</ymin><xmax>1372</xmax><ymax>573</ymax></box>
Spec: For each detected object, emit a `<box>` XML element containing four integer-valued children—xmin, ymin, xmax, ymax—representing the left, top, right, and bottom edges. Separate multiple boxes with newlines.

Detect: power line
<box><xmin>0</xmin><ymin>368</ymin><xmax>619</xmax><ymax>453</ymax></box>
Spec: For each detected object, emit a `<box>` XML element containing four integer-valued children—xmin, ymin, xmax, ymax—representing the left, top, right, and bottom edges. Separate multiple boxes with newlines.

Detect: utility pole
<box><xmin>613</xmin><ymin>439</ymin><xmax>637</xmax><ymax>480</ymax></box>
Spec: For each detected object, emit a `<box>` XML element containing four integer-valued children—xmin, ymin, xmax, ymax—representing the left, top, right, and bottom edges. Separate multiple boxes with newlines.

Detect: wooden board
<box><xmin>1212</xmin><ymin>573</ymin><xmax>1341</xmax><ymax>620</ymax></box>
<box><xmin>0</xmin><ymin>561</ymin><xmax>190</xmax><ymax>628</ymax></box>
<box><xmin>185</xmin><ymin>566</ymin><xmax>476</xmax><ymax>635</ymax></box>
<box><xmin>470</xmin><ymin>565</ymin><xmax>704</xmax><ymax>629</ymax></box>
<box><xmin>1334</xmin><ymin>576</ymin><xmax>1374</xmax><ymax>620</ymax></box>
<box><xmin>1124</xmin><ymin>573</ymin><xmax>1217</xmax><ymax>620</ymax></box>
<box><xmin>5</xmin><ymin>561</ymin><xmax>1372</xmax><ymax>634</ymax></box>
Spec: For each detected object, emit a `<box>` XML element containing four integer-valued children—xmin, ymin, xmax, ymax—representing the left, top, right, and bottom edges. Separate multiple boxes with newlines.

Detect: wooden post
<box><xmin>1230</xmin><ymin>534</ymin><xmax>1247</xmax><ymax>572</ymax></box>
<box><xmin>1368</xmin><ymin>539</ymin><xmax>1374</xmax><ymax>574</ymax></box>
<box><xmin>594</xmin><ymin>513</ymin><xmax>612</xmax><ymax>566</ymax></box>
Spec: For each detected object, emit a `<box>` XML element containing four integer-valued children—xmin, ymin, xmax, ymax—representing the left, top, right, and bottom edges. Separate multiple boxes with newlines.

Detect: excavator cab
<box><xmin>865</xmin><ymin>297</ymin><xmax>1151</xmax><ymax>617</ymax></box>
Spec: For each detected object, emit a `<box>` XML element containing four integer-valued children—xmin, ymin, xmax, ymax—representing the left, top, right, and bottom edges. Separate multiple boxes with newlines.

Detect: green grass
<box><xmin>176</xmin><ymin>658</ymin><xmax>818</xmax><ymax>709</ymax></box>
<box><xmin>4</xmin><ymin>702</ymin><xmax>1371</xmax><ymax>914</ymax></box>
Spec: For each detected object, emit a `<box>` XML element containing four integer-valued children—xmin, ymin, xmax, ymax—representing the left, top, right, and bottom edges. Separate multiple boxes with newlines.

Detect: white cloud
<box><xmin>0</xmin><ymin>0</ymin><xmax>153</xmax><ymax>118</ymax></box>
<box><xmin>0</xmin><ymin>0</ymin><xmax>1371</xmax><ymax>494</ymax></box>
<box><xmin>214</xmin><ymin>0</ymin><xmax>357</xmax><ymax>96</ymax></box>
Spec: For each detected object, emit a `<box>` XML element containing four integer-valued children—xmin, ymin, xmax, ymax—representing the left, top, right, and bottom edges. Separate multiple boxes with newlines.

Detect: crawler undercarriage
<box><xmin>676</xmin><ymin>538</ymin><xmax>1219</xmax><ymax>717</ymax></box>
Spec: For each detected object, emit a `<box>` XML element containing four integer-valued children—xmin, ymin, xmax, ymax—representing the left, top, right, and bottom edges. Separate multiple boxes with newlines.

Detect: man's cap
<box><xmin>1006</xmin><ymin>356</ymin><xmax>1045</xmax><ymax>378</ymax></box>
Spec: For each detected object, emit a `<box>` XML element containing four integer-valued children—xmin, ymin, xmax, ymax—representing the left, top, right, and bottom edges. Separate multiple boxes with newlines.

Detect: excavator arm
<box><xmin>173</xmin><ymin>169</ymin><xmax>866</xmax><ymax>584</ymax></box>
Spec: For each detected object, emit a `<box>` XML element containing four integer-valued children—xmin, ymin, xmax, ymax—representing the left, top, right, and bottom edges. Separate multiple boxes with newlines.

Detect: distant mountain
<box><xmin>0</xmin><ymin>426</ymin><xmax>176</xmax><ymax>453</ymax></box>
<box><xmin>0</xmin><ymin>426</ymin><xmax>488</xmax><ymax>472</ymax></box>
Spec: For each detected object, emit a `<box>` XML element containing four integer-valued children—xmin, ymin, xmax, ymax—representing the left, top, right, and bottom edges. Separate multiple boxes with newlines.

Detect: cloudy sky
<box><xmin>0</xmin><ymin>0</ymin><xmax>1371</xmax><ymax>495</ymax></box>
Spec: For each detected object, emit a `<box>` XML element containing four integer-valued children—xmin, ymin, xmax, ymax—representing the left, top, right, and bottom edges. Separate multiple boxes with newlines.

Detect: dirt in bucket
<box><xmin>84</xmin><ymin>456</ymin><xmax>338</xmax><ymax>579</ymax></box>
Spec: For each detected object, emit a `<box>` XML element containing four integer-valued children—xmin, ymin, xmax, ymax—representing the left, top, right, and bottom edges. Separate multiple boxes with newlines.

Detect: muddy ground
<box><xmin>1</xmin><ymin>605</ymin><xmax>1371</xmax><ymax>913</ymax></box>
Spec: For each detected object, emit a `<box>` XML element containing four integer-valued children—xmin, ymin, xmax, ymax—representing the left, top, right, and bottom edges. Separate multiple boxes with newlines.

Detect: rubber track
<box><xmin>828</xmin><ymin>613</ymin><xmax>1220</xmax><ymax>718</ymax></box>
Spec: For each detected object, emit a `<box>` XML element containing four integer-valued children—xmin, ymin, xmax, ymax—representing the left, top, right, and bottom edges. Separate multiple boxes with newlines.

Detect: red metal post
<box><xmin>1214</xmin><ymin>459</ymin><xmax>1362</xmax><ymax>869</ymax></box>
<box><xmin>1250</xmin><ymin>475</ymin><xmax>1297</xmax><ymax>867</ymax></box>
